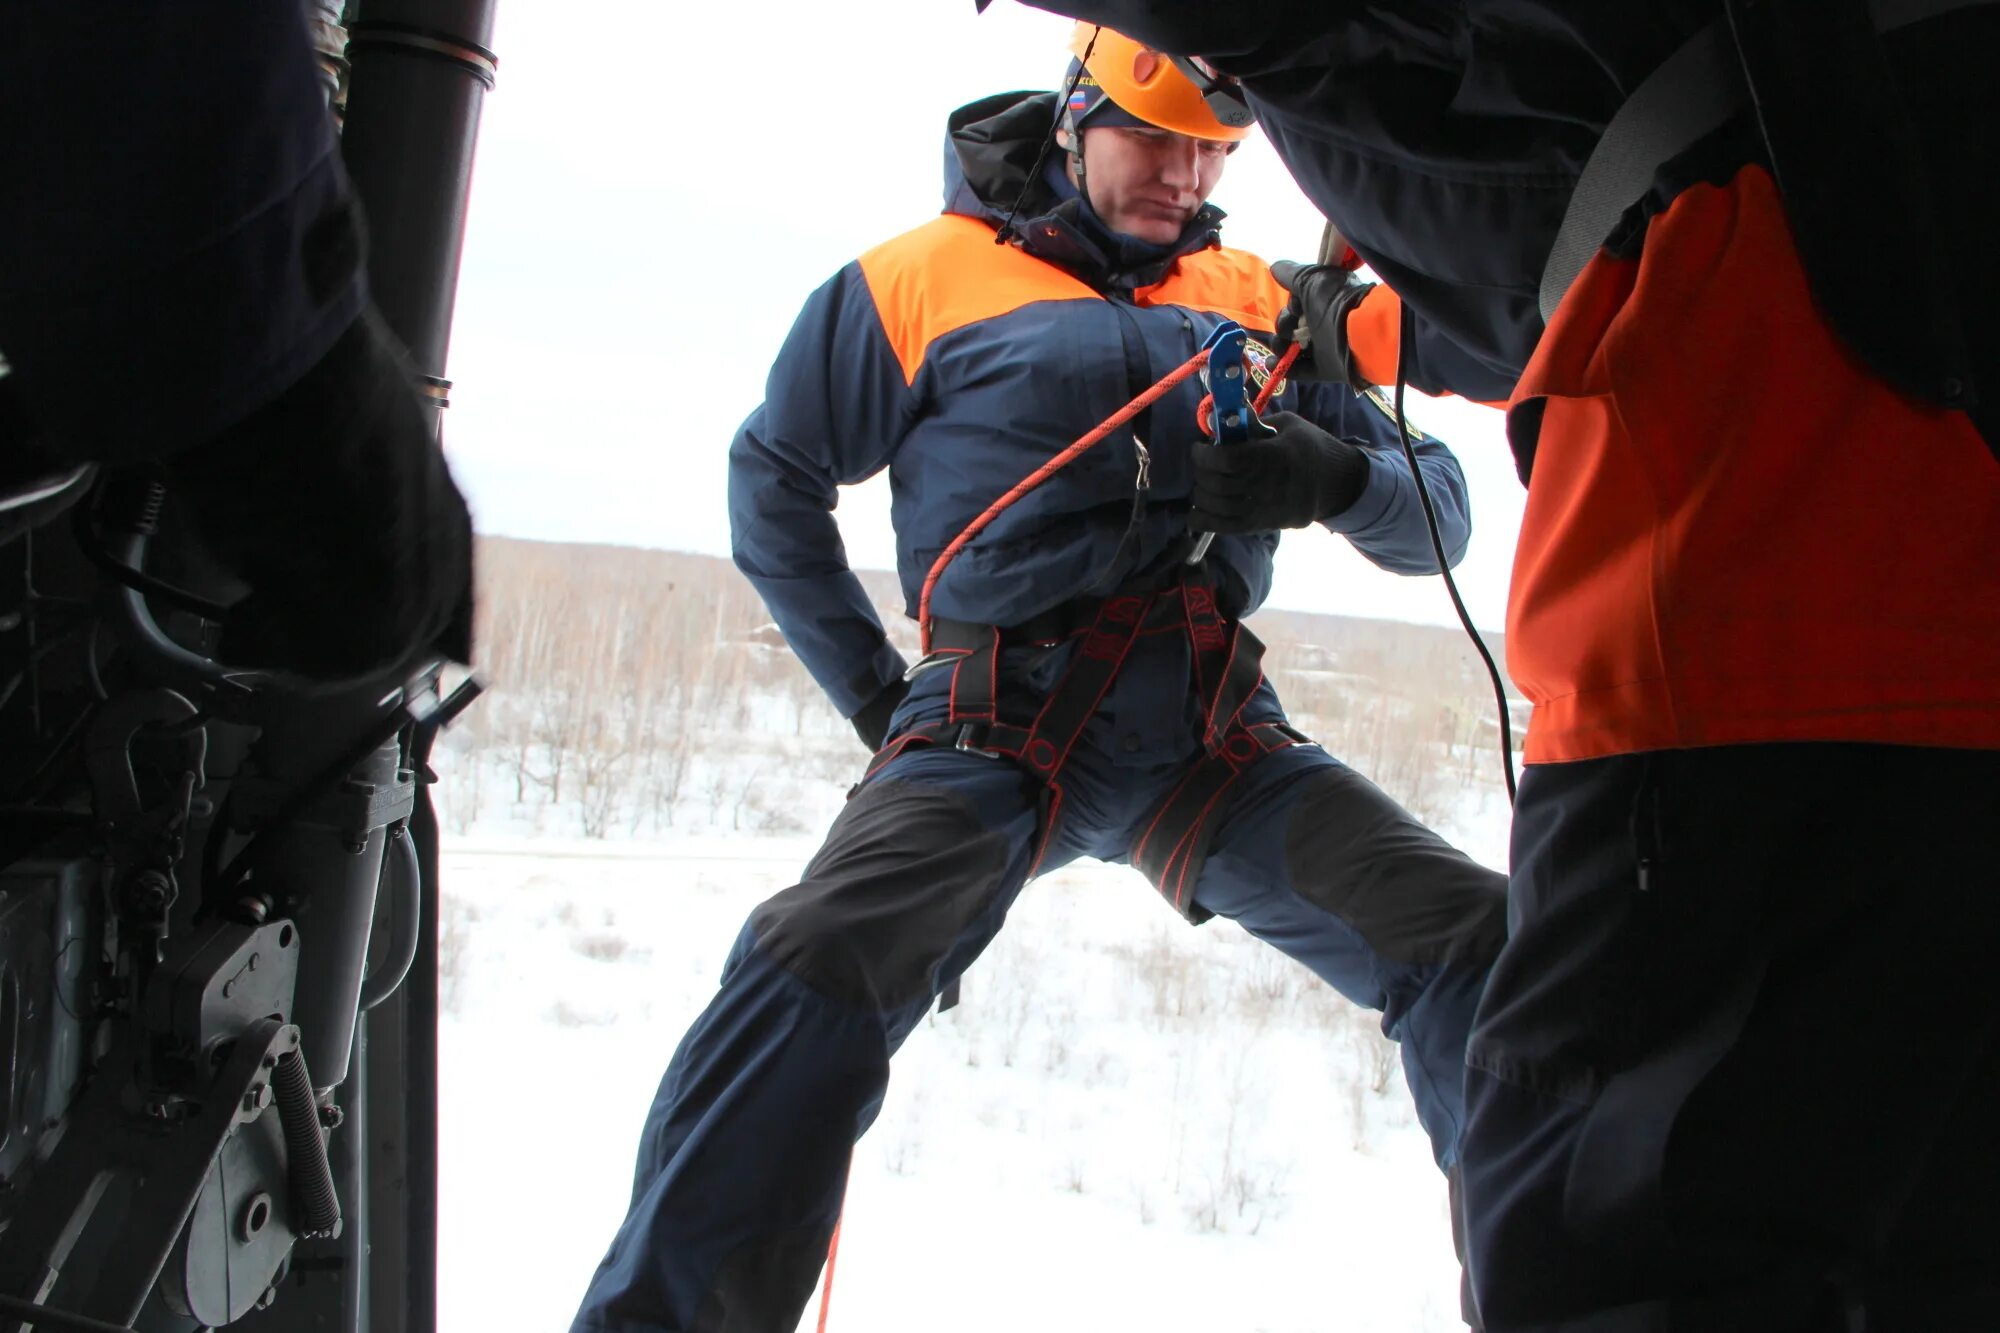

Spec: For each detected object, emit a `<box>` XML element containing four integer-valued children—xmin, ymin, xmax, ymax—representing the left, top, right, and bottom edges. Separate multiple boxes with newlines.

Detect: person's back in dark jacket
<box><xmin>1018</xmin><ymin>5</ymin><xmax>2000</xmax><ymax>1329</ymax></box>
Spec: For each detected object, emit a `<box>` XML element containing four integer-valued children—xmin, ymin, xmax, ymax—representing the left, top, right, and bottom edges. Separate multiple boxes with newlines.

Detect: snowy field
<box><xmin>434</xmin><ymin>765</ymin><xmax>1509</xmax><ymax>1333</ymax></box>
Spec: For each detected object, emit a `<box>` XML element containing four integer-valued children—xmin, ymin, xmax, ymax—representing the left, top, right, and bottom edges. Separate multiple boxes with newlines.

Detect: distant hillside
<box><xmin>476</xmin><ymin>536</ymin><xmax>1514</xmax><ymax>685</ymax></box>
<box><xmin>451</xmin><ymin>536</ymin><xmax>1519</xmax><ymax>836</ymax></box>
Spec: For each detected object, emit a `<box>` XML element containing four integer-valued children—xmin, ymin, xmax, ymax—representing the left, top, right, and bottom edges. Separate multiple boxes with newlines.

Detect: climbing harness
<box><xmin>878</xmin><ymin>323</ymin><xmax>1306</xmax><ymax>918</ymax></box>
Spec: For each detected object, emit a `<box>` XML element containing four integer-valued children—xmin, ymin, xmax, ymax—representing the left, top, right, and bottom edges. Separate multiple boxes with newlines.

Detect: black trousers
<box><xmin>1461</xmin><ymin>742</ymin><xmax>2000</xmax><ymax>1332</ymax></box>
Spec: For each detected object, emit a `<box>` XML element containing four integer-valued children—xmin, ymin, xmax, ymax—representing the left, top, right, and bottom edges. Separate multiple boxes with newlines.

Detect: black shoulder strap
<box><xmin>1539</xmin><ymin>0</ymin><xmax>1996</xmax><ymax>324</ymax></box>
<box><xmin>1538</xmin><ymin>20</ymin><xmax>1743</xmax><ymax>324</ymax></box>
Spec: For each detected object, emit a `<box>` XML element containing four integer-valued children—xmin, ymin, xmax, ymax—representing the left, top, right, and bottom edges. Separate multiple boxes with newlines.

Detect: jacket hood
<box><xmin>942</xmin><ymin>90</ymin><xmax>1225</xmax><ymax>293</ymax></box>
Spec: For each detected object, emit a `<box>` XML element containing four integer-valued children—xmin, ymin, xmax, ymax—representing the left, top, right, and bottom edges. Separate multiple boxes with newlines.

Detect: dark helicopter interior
<box><xmin>0</xmin><ymin>3</ymin><xmax>495</xmax><ymax>1329</ymax></box>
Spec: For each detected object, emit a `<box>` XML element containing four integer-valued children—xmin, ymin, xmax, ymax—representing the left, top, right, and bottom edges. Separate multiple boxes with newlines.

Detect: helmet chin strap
<box><xmin>1062</xmin><ymin>114</ymin><xmax>1091</xmax><ymax>209</ymax></box>
<box><xmin>995</xmin><ymin>30</ymin><xmax>1099</xmax><ymax>246</ymax></box>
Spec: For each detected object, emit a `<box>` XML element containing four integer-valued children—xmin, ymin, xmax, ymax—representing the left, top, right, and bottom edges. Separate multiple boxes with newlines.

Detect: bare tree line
<box><xmin>437</xmin><ymin>537</ymin><xmax>1516</xmax><ymax>835</ymax></box>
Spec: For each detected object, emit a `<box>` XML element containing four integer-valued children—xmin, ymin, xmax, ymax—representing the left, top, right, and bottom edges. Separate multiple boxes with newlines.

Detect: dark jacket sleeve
<box><xmin>728</xmin><ymin>264</ymin><xmax>917</xmax><ymax>719</ymax></box>
<box><xmin>1292</xmin><ymin>379</ymin><xmax>1472</xmax><ymax>574</ymax></box>
<box><xmin>1015</xmin><ymin>0</ymin><xmax>1261</xmax><ymax>58</ymax></box>
<box><xmin>1348</xmin><ymin>256</ymin><xmax>1534</xmax><ymax>402</ymax></box>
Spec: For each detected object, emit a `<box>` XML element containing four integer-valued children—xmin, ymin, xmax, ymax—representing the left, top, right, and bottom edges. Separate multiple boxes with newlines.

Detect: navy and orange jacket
<box><xmin>728</xmin><ymin>90</ymin><xmax>1471</xmax><ymax>725</ymax></box>
<box><xmin>1033</xmin><ymin>0</ymin><xmax>2000</xmax><ymax>762</ymax></box>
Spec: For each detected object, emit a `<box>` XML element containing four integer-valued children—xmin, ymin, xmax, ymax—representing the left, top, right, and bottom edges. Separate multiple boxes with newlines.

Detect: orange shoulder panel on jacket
<box><xmin>1137</xmin><ymin>245</ymin><xmax>1287</xmax><ymax>332</ymax></box>
<box><xmin>857</xmin><ymin>215</ymin><xmax>1099</xmax><ymax>385</ymax></box>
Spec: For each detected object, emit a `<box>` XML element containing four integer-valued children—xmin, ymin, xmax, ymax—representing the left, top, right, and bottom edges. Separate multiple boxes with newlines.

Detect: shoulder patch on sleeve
<box><xmin>1359</xmin><ymin>385</ymin><xmax>1431</xmax><ymax>440</ymax></box>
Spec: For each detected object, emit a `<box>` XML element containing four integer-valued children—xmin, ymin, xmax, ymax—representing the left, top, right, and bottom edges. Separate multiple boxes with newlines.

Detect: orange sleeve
<box><xmin>1344</xmin><ymin>286</ymin><xmax>1508</xmax><ymax>408</ymax></box>
<box><xmin>1344</xmin><ymin>284</ymin><xmax>1404</xmax><ymax>390</ymax></box>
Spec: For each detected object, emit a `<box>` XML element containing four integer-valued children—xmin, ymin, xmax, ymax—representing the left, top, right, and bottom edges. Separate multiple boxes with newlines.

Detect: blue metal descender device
<box><xmin>1187</xmin><ymin>320</ymin><xmax>1277</xmax><ymax>564</ymax></box>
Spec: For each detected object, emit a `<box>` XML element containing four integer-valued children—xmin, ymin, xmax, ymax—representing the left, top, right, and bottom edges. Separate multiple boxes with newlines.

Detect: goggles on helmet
<box><xmin>1065</xmin><ymin>23</ymin><xmax>1252</xmax><ymax>143</ymax></box>
<box><xmin>1167</xmin><ymin>54</ymin><xmax>1254</xmax><ymax>130</ymax></box>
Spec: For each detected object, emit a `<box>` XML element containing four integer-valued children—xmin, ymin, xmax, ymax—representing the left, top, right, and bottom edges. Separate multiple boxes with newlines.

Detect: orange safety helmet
<box><xmin>1064</xmin><ymin>22</ymin><xmax>1253</xmax><ymax>143</ymax></box>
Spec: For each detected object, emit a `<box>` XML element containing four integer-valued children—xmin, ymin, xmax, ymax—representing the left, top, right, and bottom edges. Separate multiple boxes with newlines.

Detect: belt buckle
<box><xmin>903</xmin><ymin>651</ymin><xmax>959</xmax><ymax>682</ymax></box>
<box><xmin>954</xmin><ymin>723</ymin><xmax>1002</xmax><ymax>760</ymax></box>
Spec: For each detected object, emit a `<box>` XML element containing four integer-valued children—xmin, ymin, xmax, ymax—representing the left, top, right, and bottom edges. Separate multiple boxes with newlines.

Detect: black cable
<box><xmin>1388</xmin><ymin>301</ymin><xmax>1518</xmax><ymax>805</ymax></box>
<box><xmin>994</xmin><ymin>30</ymin><xmax>1098</xmax><ymax>245</ymax></box>
<box><xmin>71</xmin><ymin>482</ymin><xmax>233</xmax><ymax>621</ymax></box>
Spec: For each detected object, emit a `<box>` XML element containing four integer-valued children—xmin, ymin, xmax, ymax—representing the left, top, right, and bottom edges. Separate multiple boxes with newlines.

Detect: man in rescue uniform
<box><xmin>0</xmin><ymin>0</ymin><xmax>473</xmax><ymax>678</ymax></box>
<box><xmin>1013</xmin><ymin>4</ymin><xmax>2000</xmax><ymax>1330</ymax></box>
<box><xmin>570</xmin><ymin>31</ymin><xmax>1506</xmax><ymax>1333</ymax></box>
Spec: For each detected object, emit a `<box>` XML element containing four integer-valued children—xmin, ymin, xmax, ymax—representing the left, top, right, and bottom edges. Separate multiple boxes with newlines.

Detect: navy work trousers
<box><xmin>1462</xmin><ymin>743</ymin><xmax>2000</xmax><ymax>1332</ymax></box>
<box><xmin>572</xmin><ymin>736</ymin><xmax>1506</xmax><ymax>1332</ymax></box>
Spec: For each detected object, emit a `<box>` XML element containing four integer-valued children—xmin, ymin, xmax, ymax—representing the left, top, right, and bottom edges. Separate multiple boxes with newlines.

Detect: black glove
<box><xmin>1272</xmin><ymin>260</ymin><xmax>1377</xmax><ymax>390</ymax></box>
<box><xmin>849</xmin><ymin>678</ymin><xmax>910</xmax><ymax>752</ymax></box>
<box><xmin>1188</xmin><ymin>411</ymin><xmax>1370</xmax><ymax>534</ymax></box>
<box><xmin>169</xmin><ymin>306</ymin><xmax>475</xmax><ymax>679</ymax></box>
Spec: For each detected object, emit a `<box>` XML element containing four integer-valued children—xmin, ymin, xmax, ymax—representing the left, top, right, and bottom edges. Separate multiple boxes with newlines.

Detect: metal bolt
<box><xmin>242</xmin><ymin>1082</ymin><xmax>272</xmax><ymax>1114</ymax></box>
<box><xmin>319</xmin><ymin>1103</ymin><xmax>346</xmax><ymax>1131</ymax></box>
<box><xmin>240</xmin><ymin>1192</ymin><xmax>273</xmax><ymax>1242</ymax></box>
<box><xmin>129</xmin><ymin>869</ymin><xmax>173</xmax><ymax>911</ymax></box>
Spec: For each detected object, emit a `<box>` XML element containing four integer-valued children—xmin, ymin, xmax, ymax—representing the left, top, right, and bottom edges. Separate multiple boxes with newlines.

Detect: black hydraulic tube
<box><xmin>394</xmin><ymin>726</ymin><xmax>446</xmax><ymax>1332</ymax></box>
<box><xmin>240</xmin><ymin>725</ymin><xmax>402</xmax><ymax>1091</ymax></box>
<box><xmin>340</xmin><ymin>0</ymin><xmax>497</xmax><ymax>423</ymax></box>
<box><xmin>335</xmin><ymin>6</ymin><xmax>495</xmax><ymax>1328</ymax></box>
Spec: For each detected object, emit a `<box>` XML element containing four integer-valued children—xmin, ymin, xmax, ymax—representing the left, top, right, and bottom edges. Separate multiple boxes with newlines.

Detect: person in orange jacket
<box><xmin>1004</xmin><ymin>4</ymin><xmax>2000</xmax><ymax>1329</ymax></box>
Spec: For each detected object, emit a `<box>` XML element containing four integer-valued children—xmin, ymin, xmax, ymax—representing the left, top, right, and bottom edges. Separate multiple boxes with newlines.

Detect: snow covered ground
<box><xmin>435</xmin><ymin>772</ymin><xmax>1510</xmax><ymax>1332</ymax></box>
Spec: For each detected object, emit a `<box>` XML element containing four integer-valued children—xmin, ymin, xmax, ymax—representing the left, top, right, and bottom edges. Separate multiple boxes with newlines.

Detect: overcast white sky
<box><xmin>440</xmin><ymin>0</ymin><xmax>1523</xmax><ymax>633</ymax></box>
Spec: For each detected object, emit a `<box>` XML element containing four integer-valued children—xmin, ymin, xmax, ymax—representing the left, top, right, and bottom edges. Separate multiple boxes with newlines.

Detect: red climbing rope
<box><xmin>815</xmin><ymin>1209</ymin><xmax>844</xmax><ymax>1333</ymax></box>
